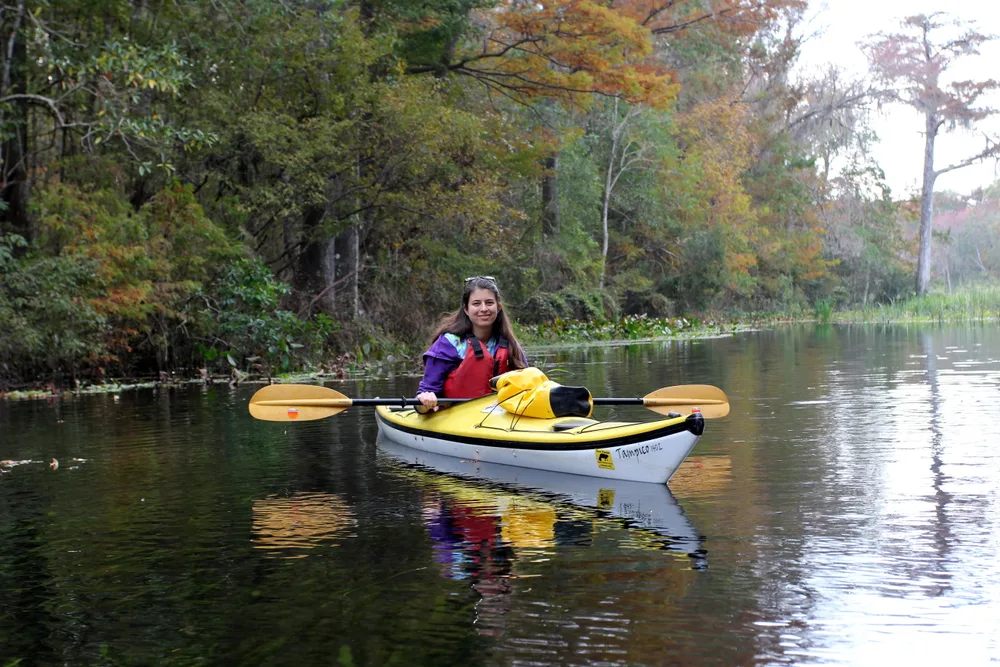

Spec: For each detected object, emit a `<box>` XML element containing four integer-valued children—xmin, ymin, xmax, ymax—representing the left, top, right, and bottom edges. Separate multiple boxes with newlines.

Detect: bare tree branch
<box><xmin>935</xmin><ymin>138</ymin><xmax>1000</xmax><ymax>176</ymax></box>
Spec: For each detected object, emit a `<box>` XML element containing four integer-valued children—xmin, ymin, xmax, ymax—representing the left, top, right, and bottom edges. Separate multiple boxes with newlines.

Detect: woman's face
<box><xmin>465</xmin><ymin>288</ymin><xmax>499</xmax><ymax>330</ymax></box>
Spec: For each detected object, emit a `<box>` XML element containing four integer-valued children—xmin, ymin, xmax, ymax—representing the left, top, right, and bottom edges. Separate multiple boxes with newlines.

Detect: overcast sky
<box><xmin>795</xmin><ymin>0</ymin><xmax>1000</xmax><ymax>198</ymax></box>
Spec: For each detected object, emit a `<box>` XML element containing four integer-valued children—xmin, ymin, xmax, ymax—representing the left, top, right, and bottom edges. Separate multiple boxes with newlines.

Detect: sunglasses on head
<box><xmin>464</xmin><ymin>275</ymin><xmax>496</xmax><ymax>284</ymax></box>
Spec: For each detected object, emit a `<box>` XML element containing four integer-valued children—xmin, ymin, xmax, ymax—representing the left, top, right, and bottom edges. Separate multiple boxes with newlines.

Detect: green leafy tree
<box><xmin>0</xmin><ymin>233</ymin><xmax>107</xmax><ymax>382</ymax></box>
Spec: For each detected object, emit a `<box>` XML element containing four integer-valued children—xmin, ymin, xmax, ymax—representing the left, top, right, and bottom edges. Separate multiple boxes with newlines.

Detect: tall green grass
<box><xmin>840</xmin><ymin>285</ymin><xmax>1000</xmax><ymax>323</ymax></box>
<box><xmin>814</xmin><ymin>299</ymin><xmax>835</xmax><ymax>324</ymax></box>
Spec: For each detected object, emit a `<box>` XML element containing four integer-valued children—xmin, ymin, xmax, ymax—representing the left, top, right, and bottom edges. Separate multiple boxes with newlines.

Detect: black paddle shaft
<box><xmin>348</xmin><ymin>396</ymin><xmax>644</xmax><ymax>408</ymax></box>
<box><xmin>592</xmin><ymin>398</ymin><xmax>645</xmax><ymax>406</ymax></box>
<box><xmin>351</xmin><ymin>397</ymin><xmax>471</xmax><ymax>408</ymax></box>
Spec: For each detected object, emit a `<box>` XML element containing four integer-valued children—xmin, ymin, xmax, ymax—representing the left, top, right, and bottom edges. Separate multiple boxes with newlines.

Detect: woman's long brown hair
<box><xmin>428</xmin><ymin>277</ymin><xmax>527</xmax><ymax>369</ymax></box>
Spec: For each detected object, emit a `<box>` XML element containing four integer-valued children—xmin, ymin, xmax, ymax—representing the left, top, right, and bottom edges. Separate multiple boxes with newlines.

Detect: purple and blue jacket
<box><xmin>417</xmin><ymin>333</ymin><xmax>526</xmax><ymax>395</ymax></box>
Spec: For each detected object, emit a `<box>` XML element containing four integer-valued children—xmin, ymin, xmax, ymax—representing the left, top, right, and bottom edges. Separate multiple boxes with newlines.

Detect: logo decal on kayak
<box><xmin>595</xmin><ymin>449</ymin><xmax>615</xmax><ymax>470</ymax></box>
<box><xmin>597</xmin><ymin>489</ymin><xmax>615</xmax><ymax>508</ymax></box>
<box><xmin>481</xmin><ymin>402</ymin><xmax>499</xmax><ymax>413</ymax></box>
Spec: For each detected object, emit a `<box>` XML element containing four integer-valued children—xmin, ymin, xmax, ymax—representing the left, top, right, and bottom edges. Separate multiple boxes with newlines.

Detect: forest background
<box><xmin>1</xmin><ymin>0</ymin><xmax>998</xmax><ymax>388</ymax></box>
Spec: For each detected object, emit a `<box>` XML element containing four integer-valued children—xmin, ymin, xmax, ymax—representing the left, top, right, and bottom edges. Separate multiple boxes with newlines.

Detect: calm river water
<box><xmin>2</xmin><ymin>324</ymin><xmax>999</xmax><ymax>666</ymax></box>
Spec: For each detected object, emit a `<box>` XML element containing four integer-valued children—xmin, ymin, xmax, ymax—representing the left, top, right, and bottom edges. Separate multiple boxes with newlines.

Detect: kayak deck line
<box><xmin>389</xmin><ymin>406</ymin><xmax>647</xmax><ymax>435</ymax></box>
<box><xmin>473</xmin><ymin>421</ymin><xmax>644</xmax><ymax>435</ymax></box>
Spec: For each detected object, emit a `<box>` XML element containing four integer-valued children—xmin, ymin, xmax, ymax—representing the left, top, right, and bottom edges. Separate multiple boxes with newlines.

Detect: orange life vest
<box><xmin>443</xmin><ymin>337</ymin><xmax>510</xmax><ymax>398</ymax></box>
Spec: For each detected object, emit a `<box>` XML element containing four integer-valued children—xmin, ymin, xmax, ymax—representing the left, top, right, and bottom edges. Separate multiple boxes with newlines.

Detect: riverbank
<box><xmin>1</xmin><ymin>316</ymin><xmax>751</xmax><ymax>401</ymax></box>
<box><xmin>4</xmin><ymin>286</ymin><xmax>997</xmax><ymax>401</ymax></box>
<box><xmin>833</xmin><ymin>285</ymin><xmax>1000</xmax><ymax>323</ymax></box>
<box><xmin>518</xmin><ymin>313</ymin><xmax>797</xmax><ymax>346</ymax></box>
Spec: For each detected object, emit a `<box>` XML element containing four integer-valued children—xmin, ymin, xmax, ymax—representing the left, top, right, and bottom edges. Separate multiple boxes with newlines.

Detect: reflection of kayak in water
<box><xmin>378</xmin><ymin>435</ymin><xmax>705</xmax><ymax>559</ymax></box>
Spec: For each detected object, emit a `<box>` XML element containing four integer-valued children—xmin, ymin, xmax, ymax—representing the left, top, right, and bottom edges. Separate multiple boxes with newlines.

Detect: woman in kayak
<box><xmin>416</xmin><ymin>276</ymin><xmax>528</xmax><ymax>410</ymax></box>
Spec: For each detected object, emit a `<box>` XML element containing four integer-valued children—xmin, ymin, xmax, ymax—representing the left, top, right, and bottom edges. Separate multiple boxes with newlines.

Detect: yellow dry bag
<box><xmin>491</xmin><ymin>367</ymin><xmax>593</xmax><ymax>419</ymax></box>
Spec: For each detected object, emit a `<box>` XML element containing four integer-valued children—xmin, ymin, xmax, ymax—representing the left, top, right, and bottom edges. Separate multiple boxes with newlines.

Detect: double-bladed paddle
<box><xmin>248</xmin><ymin>383</ymin><xmax>730</xmax><ymax>422</ymax></box>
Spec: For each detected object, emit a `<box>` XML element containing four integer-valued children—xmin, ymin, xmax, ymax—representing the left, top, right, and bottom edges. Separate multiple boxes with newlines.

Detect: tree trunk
<box><xmin>1</xmin><ymin>0</ymin><xmax>30</xmax><ymax>240</ymax></box>
<box><xmin>131</xmin><ymin>0</ymin><xmax>149</xmax><ymax>26</ymax></box>
<box><xmin>336</xmin><ymin>225</ymin><xmax>359</xmax><ymax>317</ymax></box>
<box><xmin>973</xmin><ymin>246</ymin><xmax>987</xmax><ymax>275</ymax></box>
<box><xmin>916</xmin><ymin>113</ymin><xmax>938</xmax><ymax>296</ymax></box>
<box><xmin>327</xmin><ymin>154</ymin><xmax>361</xmax><ymax>318</ymax></box>
<box><xmin>863</xmin><ymin>266</ymin><xmax>870</xmax><ymax>307</ymax></box>
<box><xmin>599</xmin><ymin>115</ymin><xmax>618</xmax><ymax>290</ymax></box>
<box><xmin>316</xmin><ymin>235</ymin><xmax>338</xmax><ymax>314</ymax></box>
<box><xmin>599</xmin><ymin>162</ymin><xmax>613</xmax><ymax>290</ymax></box>
<box><xmin>541</xmin><ymin>152</ymin><xmax>559</xmax><ymax>236</ymax></box>
<box><xmin>349</xmin><ymin>226</ymin><xmax>359</xmax><ymax>316</ymax></box>
<box><xmin>293</xmin><ymin>206</ymin><xmax>337</xmax><ymax>315</ymax></box>
<box><xmin>282</xmin><ymin>216</ymin><xmax>297</xmax><ymax>282</ymax></box>
<box><xmin>2</xmin><ymin>124</ymin><xmax>29</xmax><ymax>238</ymax></box>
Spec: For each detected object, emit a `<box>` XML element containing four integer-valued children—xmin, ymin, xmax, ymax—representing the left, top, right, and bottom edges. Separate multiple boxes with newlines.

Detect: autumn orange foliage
<box><xmin>464</xmin><ymin>0</ymin><xmax>678</xmax><ymax>108</ymax></box>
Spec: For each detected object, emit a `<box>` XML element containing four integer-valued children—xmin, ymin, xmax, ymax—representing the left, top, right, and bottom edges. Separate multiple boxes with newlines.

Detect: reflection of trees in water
<box><xmin>669</xmin><ymin>455</ymin><xmax>732</xmax><ymax>496</ymax></box>
<box><xmin>252</xmin><ymin>492</ymin><xmax>357</xmax><ymax>558</ymax></box>
<box><xmin>921</xmin><ymin>332</ymin><xmax>953</xmax><ymax>597</ymax></box>
<box><xmin>0</xmin><ymin>509</ymin><xmax>60</xmax><ymax>664</ymax></box>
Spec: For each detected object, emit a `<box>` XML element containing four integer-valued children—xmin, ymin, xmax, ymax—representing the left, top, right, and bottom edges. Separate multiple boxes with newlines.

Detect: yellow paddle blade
<box><xmin>249</xmin><ymin>383</ymin><xmax>352</xmax><ymax>422</ymax></box>
<box><xmin>642</xmin><ymin>384</ymin><xmax>730</xmax><ymax>418</ymax></box>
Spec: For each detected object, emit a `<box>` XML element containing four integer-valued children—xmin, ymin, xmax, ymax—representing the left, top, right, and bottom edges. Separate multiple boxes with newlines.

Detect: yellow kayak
<box><xmin>375</xmin><ymin>395</ymin><xmax>705</xmax><ymax>484</ymax></box>
<box><xmin>248</xmin><ymin>379</ymin><xmax>726</xmax><ymax>484</ymax></box>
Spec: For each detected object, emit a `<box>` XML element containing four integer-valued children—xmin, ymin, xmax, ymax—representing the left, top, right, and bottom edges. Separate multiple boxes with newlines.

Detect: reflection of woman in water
<box><xmin>421</xmin><ymin>497</ymin><xmax>466</xmax><ymax>579</ymax></box>
<box><xmin>420</xmin><ymin>493</ymin><xmax>513</xmax><ymax>636</ymax></box>
<box><xmin>470</xmin><ymin>545</ymin><xmax>514</xmax><ymax>638</ymax></box>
